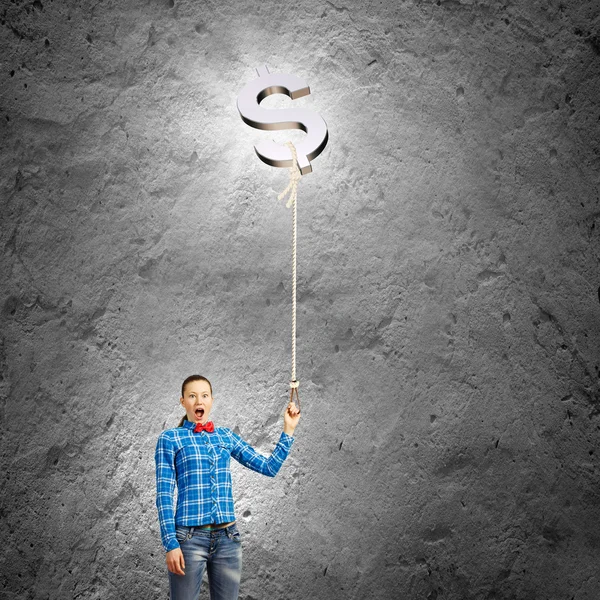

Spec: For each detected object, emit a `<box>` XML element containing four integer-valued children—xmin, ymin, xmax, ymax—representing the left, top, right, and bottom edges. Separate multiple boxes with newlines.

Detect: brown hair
<box><xmin>178</xmin><ymin>375</ymin><xmax>213</xmax><ymax>427</ymax></box>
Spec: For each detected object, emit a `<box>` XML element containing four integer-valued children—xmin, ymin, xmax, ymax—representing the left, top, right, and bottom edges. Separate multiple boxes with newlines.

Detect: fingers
<box><xmin>166</xmin><ymin>549</ymin><xmax>185</xmax><ymax>575</ymax></box>
<box><xmin>287</xmin><ymin>401</ymin><xmax>300</xmax><ymax>415</ymax></box>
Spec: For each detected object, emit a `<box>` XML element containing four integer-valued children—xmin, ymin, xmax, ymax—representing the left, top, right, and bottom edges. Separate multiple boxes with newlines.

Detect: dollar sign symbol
<box><xmin>237</xmin><ymin>65</ymin><xmax>329</xmax><ymax>175</ymax></box>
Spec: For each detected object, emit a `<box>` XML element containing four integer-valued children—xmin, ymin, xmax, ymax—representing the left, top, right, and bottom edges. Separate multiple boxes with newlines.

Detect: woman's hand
<box><xmin>166</xmin><ymin>548</ymin><xmax>185</xmax><ymax>575</ymax></box>
<box><xmin>283</xmin><ymin>400</ymin><xmax>301</xmax><ymax>435</ymax></box>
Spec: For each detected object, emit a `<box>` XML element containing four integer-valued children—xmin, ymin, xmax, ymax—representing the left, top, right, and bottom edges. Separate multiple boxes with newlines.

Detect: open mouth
<box><xmin>195</xmin><ymin>408</ymin><xmax>204</xmax><ymax>420</ymax></box>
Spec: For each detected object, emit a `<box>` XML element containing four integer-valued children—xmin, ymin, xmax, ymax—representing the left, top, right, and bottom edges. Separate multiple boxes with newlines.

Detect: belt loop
<box><xmin>188</xmin><ymin>527</ymin><xmax>194</xmax><ymax>539</ymax></box>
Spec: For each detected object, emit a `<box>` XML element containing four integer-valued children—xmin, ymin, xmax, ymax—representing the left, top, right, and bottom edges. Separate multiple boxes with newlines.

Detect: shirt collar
<box><xmin>182</xmin><ymin>420</ymin><xmax>215</xmax><ymax>430</ymax></box>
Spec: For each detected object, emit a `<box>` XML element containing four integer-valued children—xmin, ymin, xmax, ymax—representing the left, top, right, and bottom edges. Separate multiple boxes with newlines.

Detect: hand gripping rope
<box><xmin>277</xmin><ymin>141</ymin><xmax>302</xmax><ymax>411</ymax></box>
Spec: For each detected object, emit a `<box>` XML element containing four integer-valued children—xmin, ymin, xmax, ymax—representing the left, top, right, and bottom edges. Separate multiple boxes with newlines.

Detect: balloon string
<box><xmin>278</xmin><ymin>142</ymin><xmax>301</xmax><ymax>410</ymax></box>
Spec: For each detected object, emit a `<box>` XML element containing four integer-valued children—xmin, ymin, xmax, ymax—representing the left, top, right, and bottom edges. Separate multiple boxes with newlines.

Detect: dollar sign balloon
<box><xmin>237</xmin><ymin>65</ymin><xmax>329</xmax><ymax>175</ymax></box>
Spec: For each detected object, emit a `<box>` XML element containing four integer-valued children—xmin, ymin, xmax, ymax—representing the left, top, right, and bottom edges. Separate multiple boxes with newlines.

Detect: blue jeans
<box><xmin>169</xmin><ymin>524</ymin><xmax>242</xmax><ymax>600</ymax></box>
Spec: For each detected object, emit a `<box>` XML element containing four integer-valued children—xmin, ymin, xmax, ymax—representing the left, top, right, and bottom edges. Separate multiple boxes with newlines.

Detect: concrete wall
<box><xmin>1</xmin><ymin>0</ymin><xmax>600</xmax><ymax>598</ymax></box>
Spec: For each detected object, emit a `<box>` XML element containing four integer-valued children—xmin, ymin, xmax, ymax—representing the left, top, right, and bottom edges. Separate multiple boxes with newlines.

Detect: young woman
<box><xmin>155</xmin><ymin>374</ymin><xmax>301</xmax><ymax>600</ymax></box>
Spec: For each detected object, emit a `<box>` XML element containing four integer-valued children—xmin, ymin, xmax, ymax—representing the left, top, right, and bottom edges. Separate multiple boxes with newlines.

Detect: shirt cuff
<box><xmin>280</xmin><ymin>431</ymin><xmax>294</xmax><ymax>444</ymax></box>
<box><xmin>164</xmin><ymin>537</ymin><xmax>180</xmax><ymax>552</ymax></box>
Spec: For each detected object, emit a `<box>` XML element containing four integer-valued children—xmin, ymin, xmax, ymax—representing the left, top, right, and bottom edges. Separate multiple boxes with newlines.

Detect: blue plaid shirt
<box><xmin>155</xmin><ymin>420</ymin><xmax>294</xmax><ymax>552</ymax></box>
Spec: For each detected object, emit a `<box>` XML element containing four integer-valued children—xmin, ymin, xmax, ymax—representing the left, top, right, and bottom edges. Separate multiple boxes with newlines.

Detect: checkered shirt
<box><xmin>155</xmin><ymin>420</ymin><xmax>294</xmax><ymax>552</ymax></box>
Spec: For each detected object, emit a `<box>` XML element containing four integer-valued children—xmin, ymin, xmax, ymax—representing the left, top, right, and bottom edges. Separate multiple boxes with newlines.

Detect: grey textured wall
<box><xmin>1</xmin><ymin>0</ymin><xmax>600</xmax><ymax>598</ymax></box>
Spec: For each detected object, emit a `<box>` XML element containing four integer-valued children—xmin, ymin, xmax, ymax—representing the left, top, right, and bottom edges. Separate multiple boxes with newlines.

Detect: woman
<box><xmin>155</xmin><ymin>374</ymin><xmax>300</xmax><ymax>599</ymax></box>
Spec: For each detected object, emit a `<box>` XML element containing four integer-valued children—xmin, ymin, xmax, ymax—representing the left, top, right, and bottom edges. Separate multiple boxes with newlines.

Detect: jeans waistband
<box><xmin>176</xmin><ymin>522</ymin><xmax>237</xmax><ymax>536</ymax></box>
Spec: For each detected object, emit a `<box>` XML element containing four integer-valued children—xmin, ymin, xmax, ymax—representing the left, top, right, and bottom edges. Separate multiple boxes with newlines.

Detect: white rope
<box><xmin>277</xmin><ymin>142</ymin><xmax>301</xmax><ymax>404</ymax></box>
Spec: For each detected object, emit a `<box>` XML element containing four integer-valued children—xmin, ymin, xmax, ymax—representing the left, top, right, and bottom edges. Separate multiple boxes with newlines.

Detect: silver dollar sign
<box><xmin>237</xmin><ymin>65</ymin><xmax>329</xmax><ymax>175</ymax></box>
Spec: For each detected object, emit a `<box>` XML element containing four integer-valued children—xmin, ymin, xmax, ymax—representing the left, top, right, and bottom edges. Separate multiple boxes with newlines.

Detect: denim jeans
<box><xmin>169</xmin><ymin>524</ymin><xmax>242</xmax><ymax>600</ymax></box>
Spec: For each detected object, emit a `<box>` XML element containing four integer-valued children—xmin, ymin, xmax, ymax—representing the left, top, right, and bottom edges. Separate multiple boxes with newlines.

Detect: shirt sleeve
<box><xmin>155</xmin><ymin>432</ymin><xmax>179</xmax><ymax>552</ymax></box>
<box><xmin>229</xmin><ymin>430</ymin><xmax>294</xmax><ymax>477</ymax></box>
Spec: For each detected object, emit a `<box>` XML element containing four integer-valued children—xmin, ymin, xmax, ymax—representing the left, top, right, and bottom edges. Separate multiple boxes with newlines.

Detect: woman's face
<box><xmin>180</xmin><ymin>379</ymin><xmax>214</xmax><ymax>424</ymax></box>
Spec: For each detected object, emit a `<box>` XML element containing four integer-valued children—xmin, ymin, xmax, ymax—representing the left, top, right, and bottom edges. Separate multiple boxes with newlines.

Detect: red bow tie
<box><xmin>194</xmin><ymin>421</ymin><xmax>214</xmax><ymax>433</ymax></box>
